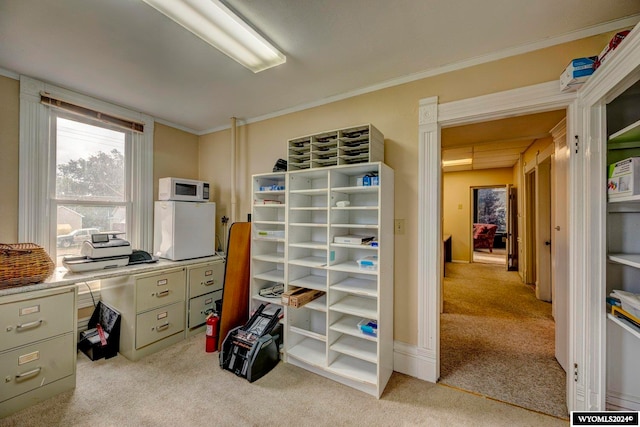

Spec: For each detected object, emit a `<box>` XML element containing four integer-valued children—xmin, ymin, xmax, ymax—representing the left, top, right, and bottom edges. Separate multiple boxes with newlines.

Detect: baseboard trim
<box><xmin>394</xmin><ymin>341</ymin><xmax>437</xmax><ymax>382</ymax></box>
<box><xmin>606</xmin><ymin>391</ymin><xmax>640</xmax><ymax>411</ymax></box>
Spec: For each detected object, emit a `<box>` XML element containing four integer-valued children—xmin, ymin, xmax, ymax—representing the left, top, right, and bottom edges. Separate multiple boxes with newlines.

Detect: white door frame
<box><xmin>418</xmin><ymin>81</ymin><xmax>584</xmax><ymax>410</ymax></box>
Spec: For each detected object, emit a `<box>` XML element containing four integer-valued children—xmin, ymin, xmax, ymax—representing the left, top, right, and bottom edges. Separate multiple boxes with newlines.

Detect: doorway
<box><xmin>471</xmin><ymin>186</ymin><xmax>507</xmax><ymax>266</ymax></box>
<box><xmin>415</xmin><ymin>85</ymin><xmax>579</xmax><ymax>391</ymax></box>
<box><xmin>438</xmin><ymin>110</ymin><xmax>568</xmax><ymax>417</ymax></box>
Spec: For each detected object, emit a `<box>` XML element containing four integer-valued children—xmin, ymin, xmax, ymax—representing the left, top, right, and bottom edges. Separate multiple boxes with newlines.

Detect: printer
<box><xmin>63</xmin><ymin>233</ymin><xmax>132</xmax><ymax>273</ymax></box>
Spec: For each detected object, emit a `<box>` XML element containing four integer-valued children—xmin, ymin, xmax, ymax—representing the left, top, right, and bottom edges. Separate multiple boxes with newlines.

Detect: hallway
<box><xmin>439</xmin><ymin>262</ymin><xmax>567</xmax><ymax>418</ymax></box>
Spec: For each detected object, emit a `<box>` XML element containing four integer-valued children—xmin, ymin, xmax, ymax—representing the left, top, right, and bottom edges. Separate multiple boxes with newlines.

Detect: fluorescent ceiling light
<box><xmin>442</xmin><ymin>158</ymin><xmax>473</xmax><ymax>167</ymax></box>
<box><xmin>142</xmin><ymin>0</ymin><xmax>286</xmax><ymax>73</ymax></box>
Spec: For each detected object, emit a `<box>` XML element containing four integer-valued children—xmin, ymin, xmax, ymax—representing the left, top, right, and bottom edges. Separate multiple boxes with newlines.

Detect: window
<box><xmin>19</xmin><ymin>76</ymin><xmax>154</xmax><ymax>264</ymax></box>
<box><xmin>474</xmin><ymin>187</ymin><xmax>507</xmax><ymax>232</ymax></box>
<box><xmin>52</xmin><ymin>113</ymin><xmax>130</xmax><ymax>266</ymax></box>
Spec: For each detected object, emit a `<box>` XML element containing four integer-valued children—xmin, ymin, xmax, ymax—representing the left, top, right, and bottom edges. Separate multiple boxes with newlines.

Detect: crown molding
<box><xmin>199</xmin><ymin>14</ymin><xmax>640</xmax><ymax>135</ymax></box>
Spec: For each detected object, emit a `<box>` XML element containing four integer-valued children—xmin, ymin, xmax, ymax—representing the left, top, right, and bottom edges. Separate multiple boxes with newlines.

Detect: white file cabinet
<box><xmin>186</xmin><ymin>260</ymin><xmax>225</xmax><ymax>336</ymax></box>
<box><xmin>100</xmin><ymin>267</ymin><xmax>186</xmax><ymax>361</ymax></box>
<box><xmin>0</xmin><ymin>286</ymin><xmax>77</xmax><ymax>417</ymax></box>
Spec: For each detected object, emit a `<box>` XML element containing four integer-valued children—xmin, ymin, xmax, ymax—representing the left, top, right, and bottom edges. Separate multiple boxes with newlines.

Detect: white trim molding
<box><xmin>419</xmin><ymin>81</ymin><xmax>582</xmax><ymax>411</ymax></box>
<box><xmin>417</xmin><ymin>96</ymin><xmax>441</xmax><ymax>382</ymax></box>
<box><xmin>393</xmin><ymin>341</ymin><xmax>435</xmax><ymax>381</ymax></box>
<box><xmin>19</xmin><ymin>76</ymin><xmax>154</xmax><ymax>252</ymax></box>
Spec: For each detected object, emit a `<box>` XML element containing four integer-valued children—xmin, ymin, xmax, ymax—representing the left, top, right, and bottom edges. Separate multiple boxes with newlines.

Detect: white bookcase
<box><xmin>287</xmin><ymin>124</ymin><xmax>384</xmax><ymax>170</ymax></box>
<box><xmin>250</xmin><ymin>172</ymin><xmax>287</xmax><ymax>318</ymax></box>
<box><xmin>605</xmin><ymin>99</ymin><xmax>640</xmax><ymax>410</ymax></box>
<box><xmin>283</xmin><ymin>162</ymin><xmax>394</xmax><ymax>398</ymax></box>
<box><xmin>250</xmin><ymin>163</ymin><xmax>394</xmax><ymax>397</ymax></box>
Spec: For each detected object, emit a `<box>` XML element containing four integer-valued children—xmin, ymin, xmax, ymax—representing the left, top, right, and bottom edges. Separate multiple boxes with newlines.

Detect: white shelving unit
<box><xmin>605</xmin><ymin>93</ymin><xmax>640</xmax><ymax>410</ymax></box>
<box><xmin>283</xmin><ymin>162</ymin><xmax>394</xmax><ymax>398</ymax></box>
<box><xmin>287</xmin><ymin>124</ymin><xmax>384</xmax><ymax>170</ymax></box>
<box><xmin>250</xmin><ymin>172</ymin><xmax>287</xmax><ymax>315</ymax></box>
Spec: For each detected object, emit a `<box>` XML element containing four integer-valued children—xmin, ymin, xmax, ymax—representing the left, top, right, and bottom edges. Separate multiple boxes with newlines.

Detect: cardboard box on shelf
<box><xmin>608</xmin><ymin>157</ymin><xmax>640</xmax><ymax>200</ymax></box>
<box><xmin>595</xmin><ymin>30</ymin><xmax>631</xmax><ymax>70</ymax></box>
<box><xmin>281</xmin><ymin>287</ymin><xmax>324</xmax><ymax>308</ymax></box>
<box><xmin>560</xmin><ymin>56</ymin><xmax>597</xmax><ymax>92</ymax></box>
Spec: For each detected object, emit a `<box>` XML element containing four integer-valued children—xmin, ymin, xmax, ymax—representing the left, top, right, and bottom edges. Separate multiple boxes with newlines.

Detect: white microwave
<box><xmin>158</xmin><ymin>177</ymin><xmax>210</xmax><ymax>202</ymax></box>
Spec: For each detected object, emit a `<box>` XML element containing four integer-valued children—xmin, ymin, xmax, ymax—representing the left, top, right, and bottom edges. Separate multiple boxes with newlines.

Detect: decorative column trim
<box><xmin>417</xmin><ymin>96</ymin><xmax>440</xmax><ymax>382</ymax></box>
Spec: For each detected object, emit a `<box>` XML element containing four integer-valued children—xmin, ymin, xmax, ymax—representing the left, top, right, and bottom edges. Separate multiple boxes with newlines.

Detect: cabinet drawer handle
<box><xmin>15</xmin><ymin>367</ymin><xmax>41</xmax><ymax>381</ymax></box>
<box><xmin>16</xmin><ymin>320</ymin><xmax>43</xmax><ymax>331</ymax></box>
<box><xmin>156</xmin><ymin>290</ymin><xmax>170</xmax><ymax>297</ymax></box>
<box><xmin>204</xmin><ymin>279</ymin><xmax>215</xmax><ymax>286</ymax></box>
<box><xmin>156</xmin><ymin>323</ymin><xmax>170</xmax><ymax>332</ymax></box>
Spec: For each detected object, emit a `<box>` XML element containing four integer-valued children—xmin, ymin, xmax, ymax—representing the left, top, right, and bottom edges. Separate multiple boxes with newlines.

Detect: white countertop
<box><xmin>0</xmin><ymin>255</ymin><xmax>225</xmax><ymax>297</ymax></box>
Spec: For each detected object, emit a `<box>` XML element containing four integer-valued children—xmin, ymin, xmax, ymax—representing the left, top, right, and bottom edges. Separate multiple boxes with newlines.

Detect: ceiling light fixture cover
<box><xmin>142</xmin><ymin>0</ymin><xmax>286</xmax><ymax>73</ymax></box>
<box><xmin>442</xmin><ymin>158</ymin><xmax>473</xmax><ymax>167</ymax></box>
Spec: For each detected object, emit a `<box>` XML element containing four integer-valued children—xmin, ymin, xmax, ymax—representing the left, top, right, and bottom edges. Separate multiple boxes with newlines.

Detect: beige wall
<box><xmin>198</xmin><ymin>32</ymin><xmax>616</xmax><ymax>345</ymax></box>
<box><xmin>0</xmin><ymin>80</ymin><xmax>199</xmax><ymax>242</ymax></box>
<box><xmin>153</xmin><ymin>122</ymin><xmax>200</xmax><ymax>201</ymax></box>
<box><xmin>522</xmin><ymin>136</ymin><xmax>554</xmax><ymax>167</ymax></box>
<box><xmin>0</xmin><ymin>76</ymin><xmax>19</xmax><ymax>242</ymax></box>
<box><xmin>443</xmin><ymin>168</ymin><xmax>515</xmax><ymax>262</ymax></box>
<box><xmin>0</xmin><ymin>30</ymin><xmax>620</xmax><ymax>346</ymax></box>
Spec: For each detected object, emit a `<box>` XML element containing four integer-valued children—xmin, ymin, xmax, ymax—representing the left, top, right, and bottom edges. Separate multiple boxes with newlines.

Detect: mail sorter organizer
<box><xmin>219</xmin><ymin>304</ymin><xmax>282</xmax><ymax>382</ymax></box>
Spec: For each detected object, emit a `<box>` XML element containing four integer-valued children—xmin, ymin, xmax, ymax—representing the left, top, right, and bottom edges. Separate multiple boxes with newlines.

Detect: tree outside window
<box><xmin>475</xmin><ymin>187</ymin><xmax>506</xmax><ymax>232</ymax></box>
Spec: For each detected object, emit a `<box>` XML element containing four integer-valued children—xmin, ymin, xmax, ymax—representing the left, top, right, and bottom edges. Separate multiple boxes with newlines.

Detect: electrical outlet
<box><xmin>394</xmin><ymin>219</ymin><xmax>405</xmax><ymax>235</ymax></box>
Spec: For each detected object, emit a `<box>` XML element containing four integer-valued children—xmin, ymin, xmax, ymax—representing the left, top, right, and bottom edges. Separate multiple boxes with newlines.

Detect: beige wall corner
<box><xmin>153</xmin><ymin>122</ymin><xmax>199</xmax><ymax>201</ymax></box>
<box><xmin>0</xmin><ymin>76</ymin><xmax>19</xmax><ymax>242</ymax></box>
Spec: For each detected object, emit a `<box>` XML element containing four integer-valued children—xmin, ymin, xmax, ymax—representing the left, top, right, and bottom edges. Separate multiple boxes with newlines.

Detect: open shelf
<box><xmin>304</xmin><ymin>294</ymin><xmax>327</xmax><ymax>312</ymax></box>
<box><xmin>608</xmin><ymin>254</ymin><xmax>640</xmax><ymax>269</ymax></box>
<box><xmin>330</xmin><ymin>335</ymin><xmax>377</xmax><ymax>363</ymax></box>
<box><xmin>608</xmin><ymin>313</ymin><xmax>640</xmax><ymax>340</ymax></box>
<box><xmin>289</xmin><ymin>275</ymin><xmax>327</xmax><ymax>291</ymax></box>
<box><xmin>252</xmin><ymin>293</ymin><xmax>284</xmax><ymax>305</ymax></box>
<box><xmin>252</xmin><ymin>253</ymin><xmax>285</xmax><ymax>263</ymax></box>
<box><xmin>331</xmin><ymin>277</ymin><xmax>377</xmax><ymax>297</ymax></box>
<box><xmin>330</xmin><ymin>315</ymin><xmax>377</xmax><ymax>342</ymax></box>
<box><xmin>330</xmin><ymin>261</ymin><xmax>377</xmax><ymax>275</ymax></box>
<box><xmin>609</xmin><ymin>118</ymin><xmax>640</xmax><ymax>143</ymax></box>
<box><xmin>253</xmin><ymin>269</ymin><xmax>284</xmax><ymax>282</ymax></box>
<box><xmin>288</xmin><ymin>256</ymin><xmax>327</xmax><ymax>268</ymax></box>
<box><xmin>287</xmin><ymin>337</ymin><xmax>326</xmax><ymax>367</ymax></box>
<box><xmin>330</xmin><ymin>295</ymin><xmax>377</xmax><ymax>319</ymax></box>
<box><xmin>327</xmin><ymin>354</ymin><xmax>377</xmax><ymax>385</ymax></box>
<box><xmin>289</xmin><ymin>242</ymin><xmax>328</xmax><ymax>250</ymax></box>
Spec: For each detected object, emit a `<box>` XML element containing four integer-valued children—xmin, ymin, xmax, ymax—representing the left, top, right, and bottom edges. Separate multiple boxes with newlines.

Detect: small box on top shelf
<box><xmin>608</xmin><ymin>157</ymin><xmax>640</xmax><ymax>200</ymax></box>
<box><xmin>560</xmin><ymin>56</ymin><xmax>597</xmax><ymax>92</ymax></box>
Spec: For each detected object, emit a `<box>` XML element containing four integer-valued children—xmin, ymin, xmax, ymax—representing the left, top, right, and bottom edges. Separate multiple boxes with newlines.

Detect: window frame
<box><xmin>19</xmin><ymin>76</ymin><xmax>154</xmax><ymax>258</ymax></box>
<box><xmin>48</xmin><ymin>110</ymin><xmax>133</xmax><ymax>263</ymax></box>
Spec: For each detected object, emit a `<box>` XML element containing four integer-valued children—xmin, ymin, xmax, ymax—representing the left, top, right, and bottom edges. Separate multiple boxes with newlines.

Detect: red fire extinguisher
<box><xmin>205</xmin><ymin>312</ymin><xmax>219</xmax><ymax>353</ymax></box>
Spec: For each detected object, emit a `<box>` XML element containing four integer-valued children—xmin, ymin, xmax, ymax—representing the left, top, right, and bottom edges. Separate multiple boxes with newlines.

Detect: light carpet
<box><xmin>1</xmin><ymin>333</ymin><xmax>567</xmax><ymax>427</ymax></box>
<box><xmin>440</xmin><ymin>262</ymin><xmax>568</xmax><ymax>419</ymax></box>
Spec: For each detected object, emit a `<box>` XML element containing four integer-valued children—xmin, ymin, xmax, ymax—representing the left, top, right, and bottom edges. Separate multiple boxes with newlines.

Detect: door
<box><xmin>551</xmin><ymin>120</ymin><xmax>569</xmax><ymax>372</ymax></box>
<box><xmin>535</xmin><ymin>159</ymin><xmax>552</xmax><ymax>302</ymax></box>
<box><xmin>507</xmin><ymin>186</ymin><xmax>518</xmax><ymax>271</ymax></box>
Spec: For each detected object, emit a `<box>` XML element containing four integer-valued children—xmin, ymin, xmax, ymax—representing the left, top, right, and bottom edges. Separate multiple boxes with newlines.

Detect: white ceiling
<box><xmin>1</xmin><ymin>1</ymin><xmax>640</xmax><ymax>134</ymax></box>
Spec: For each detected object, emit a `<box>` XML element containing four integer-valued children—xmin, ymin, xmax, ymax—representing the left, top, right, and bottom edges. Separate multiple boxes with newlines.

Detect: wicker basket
<box><xmin>0</xmin><ymin>243</ymin><xmax>55</xmax><ymax>288</ymax></box>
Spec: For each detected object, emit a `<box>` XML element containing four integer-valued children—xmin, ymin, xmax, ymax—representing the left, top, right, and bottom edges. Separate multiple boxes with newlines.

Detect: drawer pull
<box><xmin>16</xmin><ymin>319</ymin><xmax>43</xmax><ymax>331</ymax></box>
<box><xmin>156</xmin><ymin>290</ymin><xmax>170</xmax><ymax>297</ymax></box>
<box><xmin>204</xmin><ymin>279</ymin><xmax>215</xmax><ymax>286</ymax></box>
<box><xmin>156</xmin><ymin>323</ymin><xmax>170</xmax><ymax>332</ymax></box>
<box><xmin>15</xmin><ymin>367</ymin><xmax>42</xmax><ymax>381</ymax></box>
